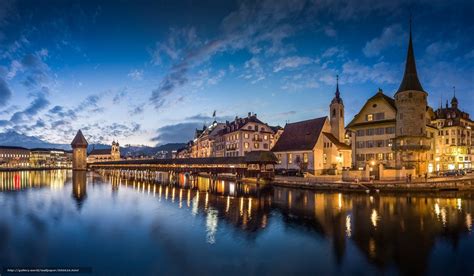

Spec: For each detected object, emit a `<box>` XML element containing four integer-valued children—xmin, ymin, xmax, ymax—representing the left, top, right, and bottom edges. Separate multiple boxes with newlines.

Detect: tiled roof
<box><xmin>346</xmin><ymin>91</ymin><xmax>396</xmax><ymax>129</ymax></box>
<box><xmin>89</xmin><ymin>148</ymin><xmax>111</xmax><ymax>155</ymax></box>
<box><xmin>396</xmin><ymin>26</ymin><xmax>425</xmax><ymax>93</ymax></box>
<box><xmin>322</xmin><ymin>132</ymin><xmax>351</xmax><ymax>150</ymax></box>
<box><xmin>271</xmin><ymin>117</ymin><xmax>327</xmax><ymax>152</ymax></box>
<box><xmin>71</xmin><ymin>130</ymin><xmax>88</xmax><ymax>147</ymax></box>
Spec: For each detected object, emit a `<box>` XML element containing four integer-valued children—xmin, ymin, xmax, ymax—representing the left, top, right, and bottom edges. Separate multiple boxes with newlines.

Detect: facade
<box><xmin>30</xmin><ymin>148</ymin><xmax>72</xmax><ymax>168</ymax></box>
<box><xmin>181</xmin><ymin>113</ymin><xmax>279</xmax><ymax>158</ymax></box>
<box><xmin>87</xmin><ymin>141</ymin><xmax>121</xmax><ymax>163</ymax></box>
<box><xmin>0</xmin><ymin>146</ymin><xmax>30</xmax><ymax>167</ymax></box>
<box><xmin>347</xmin><ymin>24</ymin><xmax>472</xmax><ymax>176</ymax></box>
<box><xmin>272</xmin><ymin>81</ymin><xmax>351</xmax><ymax>175</ymax></box>
<box><xmin>71</xmin><ymin>130</ymin><xmax>88</xmax><ymax>171</ymax></box>
<box><xmin>432</xmin><ymin>97</ymin><xmax>473</xmax><ymax>171</ymax></box>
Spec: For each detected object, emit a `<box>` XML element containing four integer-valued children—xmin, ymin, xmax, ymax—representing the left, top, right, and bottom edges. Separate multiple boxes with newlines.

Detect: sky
<box><xmin>0</xmin><ymin>0</ymin><xmax>472</xmax><ymax>146</ymax></box>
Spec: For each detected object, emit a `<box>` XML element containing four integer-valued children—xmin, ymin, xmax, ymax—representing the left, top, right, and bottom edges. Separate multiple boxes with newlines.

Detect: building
<box><xmin>181</xmin><ymin>112</ymin><xmax>279</xmax><ymax>158</ymax></box>
<box><xmin>272</xmin><ymin>80</ymin><xmax>351</xmax><ymax>175</ymax></box>
<box><xmin>432</xmin><ymin>96</ymin><xmax>473</xmax><ymax>171</ymax></box>
<box><xmin>29</xmin><ymin>148</ymin><xmax>72</xmax><ymax>168</ymax></box>
<box><xmin>218</xmin><ymin>113</ymin><xmax>276</xmax><ymax>157</ymax></box>
<box><xmin>87</xmin><ymin>141</ymin><xmax>121</xmax><ymax>163</ymax></box>
<box><xmin>346</xmin><ymin>22</ymin><xmax>472</xmax><ymax>177</ymax></box>
<box><xmin>71</xmin><ymin>130</ymin><xmax>88</xmax><ymax>171</ymax></box>
<box><xmin>0</xmin><ymin>146</ymin><xmax>30</xmax><ymax>168</ymax></box>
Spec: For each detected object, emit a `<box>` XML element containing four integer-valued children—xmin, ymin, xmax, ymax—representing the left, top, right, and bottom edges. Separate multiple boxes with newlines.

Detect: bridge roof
<box><xmin>91</xmin><ymin>151</ymin><xmax>278</xmax><ymax>165</ymax></box>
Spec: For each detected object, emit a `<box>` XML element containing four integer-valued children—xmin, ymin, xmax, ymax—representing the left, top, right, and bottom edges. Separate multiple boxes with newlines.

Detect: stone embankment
<box><xmin>273</xmin><ymin>175</ymin><xmax>474</xmax><ymax>192</ymax></box>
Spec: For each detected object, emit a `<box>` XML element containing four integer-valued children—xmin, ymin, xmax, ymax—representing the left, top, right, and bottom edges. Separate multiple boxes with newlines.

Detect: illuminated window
<box><xmin>244</xmin><ymin>142</ymin><xmax>249</xmax><ymax>149</ymax></box>
<box><xmin>244</xmin><ymin>133</ymin><xmax>249</xmax><ymax>139</ymax></box>
<box><xmin>367</xmin><ymin>114</ymin><xmax>373</xmax><ymax>121</ymax></box>
<box><xmin>264</xmin><ymin>135</ymin><xmax>268</xmax><ymax>140</ymax></box>
<box><xmin>288</xmin><ymin>153</ymin><xmax>293</xmax><ymax>164</ymax></box>
<box><xmin>303</xmin><ymin>153</ymin><xmax>308</xmax><ymax>163</ymax></box>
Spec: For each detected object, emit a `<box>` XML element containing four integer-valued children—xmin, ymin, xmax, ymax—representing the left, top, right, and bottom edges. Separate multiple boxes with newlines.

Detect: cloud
<box><xmin>0</xmin><ymin>77</ymin><xmax>12</xmax><ymax>107</ymax></box>
<box><xmin>363</xmin><ymin>24</ymin><xmax>404</xmax><ymax>57</ymax></box>
<box><xmin>129</xmin><ymin>106</ymin><xmax>144</xmax><ymax>116</ymax></box>
<box><xmin>242</xmin><ymin>57</ymin><xmax>265</xmax><ymax>83</ymax></box>
<box><xmin>342</xmin><ymin>60</ymin><xmax>398</xmax><ymax>84</ymax></box>
<box><xmin>273</xmin><ymin>56</ymin><xmax>313</xmax><ymax>72</ymax></box>
<box><xmin>426</xmin><ymin>41</ymin><xmax>458</xmax><ymax>57</ymax></box>
<box><xmin>150</xmin><ymin>0</ymin><xmax>308</xmax><ymax>109</ymax></box>
<box><xmin>112</xmin><ymin>88</ymin><xmax>127</xmax><ymax>104</ymax></box>
<box><xmin>323</xmin><ymin>25</ymin><xmax>337</xmax><ymax>37</ymax></box>
<box><xmin>322</xmin><ymin>46</ymin><xmax>346</xmax><ymax>59</ymax></box>
<box><xmin>127</xmin><ymin>69</ymin><xmax>144</xmax><ymax>81</ymax></box>
<box><xmin>10</xmin><ymin>93</ymin><xmax>50</xmax><ymax>124</ymax></box>
<box><xmin>20</xmin><ymin>53</ymin><xmax>52</xmax><ymax>89</ymax></box>
<box><xmin>151</xmin><ymin>122</ymin><xmax>203</xmax><ymax>144</ymax></box>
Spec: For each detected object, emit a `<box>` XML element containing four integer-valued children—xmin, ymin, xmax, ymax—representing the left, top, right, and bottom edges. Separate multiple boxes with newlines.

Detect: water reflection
<box><xmin>72</xmin><ymin>171</ymin><xmax>87</xmax><ymax>209</ymax></box>
<box><xmin>0</xmin><ymin>170</ymin><xmax>473</xmax><ymax>275</ymax></box>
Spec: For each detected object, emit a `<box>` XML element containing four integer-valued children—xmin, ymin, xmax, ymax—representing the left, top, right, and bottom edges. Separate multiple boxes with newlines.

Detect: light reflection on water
<box><xmin>0</xmin><ymin>170</ymin><xmax>473</xmax><ymax>275</ymax></box>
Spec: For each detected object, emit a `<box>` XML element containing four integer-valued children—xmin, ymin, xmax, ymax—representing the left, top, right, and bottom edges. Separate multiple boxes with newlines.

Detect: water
<box><xmin>0</xmin><ymin>170</ymin><xmax>473</xmax><ymax>275</ymax></box>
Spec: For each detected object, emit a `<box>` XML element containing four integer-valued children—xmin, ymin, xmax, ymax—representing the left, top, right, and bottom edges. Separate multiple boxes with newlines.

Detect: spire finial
<box><xmin>335</xmin><ymin>74</ymin><xmax>340</xmax><ymax>98</ymax></box>
<box><xmin>453</xmin><ymin>86</ymin><xmax>456</xmax><ymax>97</ymax></box>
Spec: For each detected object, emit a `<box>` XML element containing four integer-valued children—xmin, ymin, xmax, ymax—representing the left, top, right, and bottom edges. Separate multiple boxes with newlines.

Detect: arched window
<box><xmin>332</xmin><ymin>109</ymin><xmax>336</xmax><ymax>117</ymax></box>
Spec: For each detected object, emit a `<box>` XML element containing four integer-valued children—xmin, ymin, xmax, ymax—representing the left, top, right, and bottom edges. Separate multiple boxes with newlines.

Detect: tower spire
<box><xmin>396</xmin><ymin>18</ymin><xmax>425</xmax><ymax>94</ymax></box>
<box><xmin>451</xmin><ymin>85</ymin><xmax>458</xmax><ymax>108</ymax></box>
<box><xmin>335</xmin><ymin>75</ymin><xmax>340</xmax><ymax>99</ymax></box>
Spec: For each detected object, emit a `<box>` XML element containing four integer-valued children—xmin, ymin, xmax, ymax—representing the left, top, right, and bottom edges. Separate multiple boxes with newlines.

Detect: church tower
<box><xmin>71</xmin><ymin>130</ymin><xmax>88</xmax><ymax>170</ymax></box>
<box><xmin>330</xmin><ymin>75</ymin><xmax>345</xmax><ymax>142</ymax></box>
<box><xmin>111</xmin><ymin>140</ymin><xmax>120</xmax><ymax>160</ymax></box>
<box><xmin>394</xmin><ymin>20</ymin><xmax>430</xmax><ymax>174</ymax></box>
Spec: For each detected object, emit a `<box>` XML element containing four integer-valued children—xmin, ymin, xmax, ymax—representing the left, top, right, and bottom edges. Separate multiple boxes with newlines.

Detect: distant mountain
<box><xmin>0</xmin><ymin>131</ymin><xmax>186</xmax><ymax>157</ymax></box>
<box><xmin>0</xmin><ymin>131</ymin><xmax>71</xmax><ymax>150</ymax></box>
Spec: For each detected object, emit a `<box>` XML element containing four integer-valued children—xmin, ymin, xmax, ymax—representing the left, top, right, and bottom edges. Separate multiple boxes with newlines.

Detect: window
<box><xmin>254</xmin><ymin>125</ymin><xmax>258</xmax><ymax>131</ymax></box>
<box><xmin>366</xmin><ymin>114</ymin><xmax>373</xmax><ymax>121</ymax></box>
<box><xmin>332</xmin><ymin>109</ymin><xmax>336</xmax><ymax>117</ymax></box>
<box><xmin>366</xmin><ymin>129</ymin><xmax>374</xmax><ymax>136</ymax></box>
<box><xmin>244</xmin><ymin>133</ymin><xmax>249</xmax><ymax>139</ymax></box>
<box><xmin>263</xmin><ymin>143</ymin><xmax>268</xmax><ymax>149</ymax></box>
<box><xmin>244</xmin><ymin>142</ymin><xmax>249</xmax><ymax>149</ymax></box>
<box><xmin>254</xmin><ymin>143</ymin><xmax>259</xmax><ymax>149</ymax></box>
<box><xmin>375</xmin><ymin>112</ymin><xmax>385</xmax><ymax>120</ymax></box>
<box><xmin>375</xmin><ymin>128</ymin><xmax>384</xmax><ymax>135</ymax></box>
<box><xmin>385</xmin><ymin>127</ymin><xmax>395</xmax><ymax>134</ymax></box>
<box><xmin>323</xmin><ymin>154</ymin><xmax>327</xmax><ymax>164</ymax></box>
<box><xmin>356</xmin><ymin>130</ymin><xmax>365</xmax><ymax>136</ymax></box>
<box><xmin>288</xmin><ymin>153</ymin><xmax>293</xmax><ymax>164</ymax></box>
<box><xmin>377</xmin><ymin>153</ymin><xmax>384</xmax><ymax>160</ymax></box>
<box><xmin>366</xmin><ymin>141</ymin><xmax>374</xmax><ymax>148</ymax></box>
<box><xmin>264</xmin><ymin>135</ymin><xmax>268</xmax><ymax>140</ymax></box>
<box><xmin>303</xmin><ymin>153</ymin><xmax>308</xmax><ymax>163</ymax></box>
<box><xmin>387</xmin><ymin>153</ymin><xmax>394</xmax><ymax>160</ymax></box>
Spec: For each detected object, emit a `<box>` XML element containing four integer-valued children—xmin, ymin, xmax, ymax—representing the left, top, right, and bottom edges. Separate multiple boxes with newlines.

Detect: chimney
<box><xmin>248</xmin><ymin>112</ymin><xmax>251</xmax><ymax>118</ymax></box>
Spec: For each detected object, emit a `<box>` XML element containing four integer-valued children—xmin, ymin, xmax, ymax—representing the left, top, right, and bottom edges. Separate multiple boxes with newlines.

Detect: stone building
<box><xmin>346</xmin><ymin>22</ymin><xmax>472</xmax><ymax>178</ymax></box>
<box><xmin>0</xmin><ymin>146</ymin><xmax>30</xmax><ymax>167</ymax></box>
<box><xmin>272</xmin><ymin>80</ymin><xmax>351</xmax><ymax>175</ymax></box>
<box><xmin>71</xmin><ymin>130</ymin><xmax>88</xmax><ymax>171</ymax></box>
<box><xmin>184</xmin><ymin>113</ymin><xmax>279</xmax><ymax>158</ymax></box>
<box><xmin>432</xmin><ymin>95</ymin><xmax>473</xmax><ymax>171</ymax></box>
<box><xmin>87</xmin><ymin>141</ymin><xmax>121</xmax><ymax>163</ymax></box>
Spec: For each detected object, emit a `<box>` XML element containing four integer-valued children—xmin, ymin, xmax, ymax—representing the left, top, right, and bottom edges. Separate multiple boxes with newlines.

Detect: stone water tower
<box><xmin>393</xmin><ymin>22</ymin><xmax>431</xmax><ymax>174</ymax></box>
<box><xmin>71</xmin><ymin>130</ymin><xmax>88</xmax><ymax>170</ymax></box>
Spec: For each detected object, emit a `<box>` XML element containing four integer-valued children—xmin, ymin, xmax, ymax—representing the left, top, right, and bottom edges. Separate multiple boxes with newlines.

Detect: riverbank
<box><xmin>272</xmin><ymin>175</ymin><xmax>474</xmax><ymax>192</ymax></box>
<box><xmin>0</xmin><ymin>167</ymin><xmax>70</xmax><ymax>172</ymax></box>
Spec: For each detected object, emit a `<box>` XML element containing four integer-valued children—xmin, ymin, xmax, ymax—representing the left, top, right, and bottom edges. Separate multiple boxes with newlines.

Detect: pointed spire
<box><xmin>71</xmin><ymin>130</ymin><xmax>88</xmax><ymax>148</ymax></box>
<box><xmin>331</xmin><ymin>75</ymin><xmax>343</xmax><ymax>105</ymax></box>
<box><xmin>451</xmin><ymin>86</ymin><xmax>458</xmax><ymax>107</ymax></box>
<box><xmin>396</xmin><ymin>18</ymin><xmax>425</xmax><ymax>94</ymax></box>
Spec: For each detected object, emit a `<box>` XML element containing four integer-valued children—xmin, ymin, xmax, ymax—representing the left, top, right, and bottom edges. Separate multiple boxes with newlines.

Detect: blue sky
<box><xmin>0</xmin><ymin>0</ymin><xmax>472</xmax><ymax>146</ymax></box>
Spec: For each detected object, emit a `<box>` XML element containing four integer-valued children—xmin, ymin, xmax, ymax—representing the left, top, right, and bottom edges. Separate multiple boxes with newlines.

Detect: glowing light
<box><xmin>338</xmin><ymin>193</ymin><xmax>342</xmax><ymax>210</ymax></box>
<box><xmin>434</xmin><ymin>203</ymin><xmax>441</xmax><ymax>216</ymax></box>
<box><xmin>457</xmin><ymin>198</ymin><xmax>462</xmax><ymax>211</ymax></box>
<box><xmin>205</xmin><ymin>208</ymin><xmax>218</xmax><ymax>244</ymax></box>
<box><xmin>226</xmin><ymin>196</ymin><xmax>230</xmax><ymax>213</ymax></box>
<box><xmin>466</xmin><ymin>213</ymin><xmax>472</xmax><ymax>232</ymax></box>
<box><xmin>346</xmin><ymin>215</ymin><xmax>352</xmax><ymax>237</ymax></box>
<box><xmin>371</xmin><ymin>209</ymin><xmax>379</xmax><ymax>228</ymax></box>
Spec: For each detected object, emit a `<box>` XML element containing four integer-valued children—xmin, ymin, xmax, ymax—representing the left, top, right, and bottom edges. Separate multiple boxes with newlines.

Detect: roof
<box><xmin>271</xmin><ymin>117</ymin><xmax>327</xmax><ymax>152</ymax></box>
<box><xmin>322</xmin><ymin>132</ymin><xmax>351</xmax><ymax>150</ymax></box>
<box><xmin>221</xmin><ymin>114</ymin><xmax>268</xmax><ymax>134</ymax></box>
<box><xmin>90</xmin><ymin>154</ymin><xmax>277</xmax><ymax>166</ymax></box>
<box><xmin>396</xmin><ymin>23</ymin><xmax>425</xmax><ymax>93</ymax></box>
<box><xmin>71</xmin><ymin>130</ymin><xmax>88</xmax><ymax>147</ymax></box>
<box><xmin>30</xmin><ymin>148</ymin><xmax>70</xmax><ymax>153</ymax></box>
<box><xmin>331</xmin><ymin>76</ymin><xmax>343</xmax><ymax>105</ymax></box>
<box><xmin>346</xmin><ymin>90</ymin><xmax>396</xmax><ymax>129</ymax></box>
<box><xmin>0</xmin><ymin>145</ymin><xmax>29</xmax><ymax>151</ymax></box>
<box><xmin>89</xmin><ymin>148</ymin><xmax>111</xmax><ymax>155</ymax></box>
<box><xmin>244</xmin><ymin>151</ymin><xmax>278</xmax><ymax>163</ymax></box>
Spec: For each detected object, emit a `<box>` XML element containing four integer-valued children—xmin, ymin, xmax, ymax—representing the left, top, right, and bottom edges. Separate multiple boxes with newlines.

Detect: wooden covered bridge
<box><xmin>88</xmin><ymin>151</ymin><xmax>279</xmax><ymax>182</ymax></box>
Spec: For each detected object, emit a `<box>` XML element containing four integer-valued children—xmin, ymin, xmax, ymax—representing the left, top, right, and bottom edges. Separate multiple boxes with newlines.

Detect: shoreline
<box><xmin>0</xmin><ymin>167</ymin><xmax>71</xmax><ymax>172</ymax></box>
